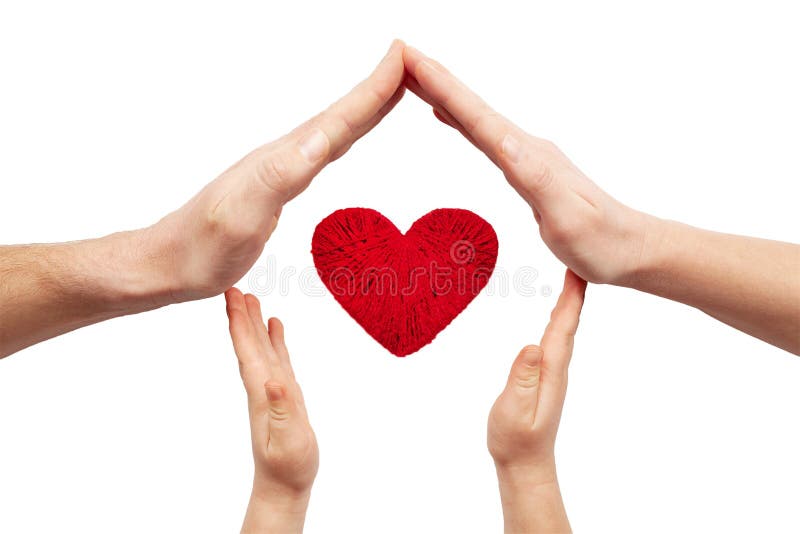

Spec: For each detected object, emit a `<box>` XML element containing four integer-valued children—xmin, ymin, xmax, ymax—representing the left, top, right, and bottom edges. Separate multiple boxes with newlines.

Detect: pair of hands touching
<box><xmin>225</xmin><ymin>270</ymin><xmax>586</xmax><ymax>534</ymax></box>
<box><xmin>144</xmin><ymin>40</ymin><xmax>643</xmax><ymax>304</ymax></box>
<box><xmin>5</xmin><ymin>39</ymin><xmax>792</xmax><ymax>358</ymax></box>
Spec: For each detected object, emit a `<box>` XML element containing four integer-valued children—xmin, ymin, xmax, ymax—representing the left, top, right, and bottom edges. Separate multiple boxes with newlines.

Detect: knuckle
<box><xmin>269</xmin><ymin>406</ymin><xmax>290</xmax><ymax>423</ymax></box>
<box><xmin>515</xmin><ymin>370</ymin><xmax>540</xmax><ymax>390</ymax></box>
<box><xmin>523</xmin><ymin>158</ymin><xmax>556</xmax><ymax>192</ymax></box>
<box><xmin>467</xmin><ymin>109</ymin><xmax>500</xmax><ymax>137</ymax></box>
<box><xmin>543</xmin><ymin>361</ymin><xmax>570</xmax><ymax>388</ymax></box>
<box><xmin>547</xmin><ymin>217</ymin><xmax>583</xmax><ymax>245</ymax></box>
<box><xmin>205</xmin><ymin>203</ymin><xmax>252</xmax><ymax>244</ymax></box>
<box><xmin>369</xmin><ymin>80</ymin><xmax>395</xmax><ymax>106</ymax></box>
<box><xmin>256</xmin><ymin>151</ymin><xmax>294</xmax><ymax>199</ymax></box>
<box><xmin>536</xmin><ymin>137</ymin><xmax>560</xmax><ymax>154</ymax></box>
<box><xmin>335</xmin><ymin>112</ymin><xmax>358</xmax><ymax>139</ymax></box>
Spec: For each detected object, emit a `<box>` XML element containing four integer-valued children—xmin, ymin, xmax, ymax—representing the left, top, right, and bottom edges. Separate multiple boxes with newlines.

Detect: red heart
<box><xmin>312</xmin><ymin>208</ymin><xmax>498</xmax><ymax>356</ymax></box>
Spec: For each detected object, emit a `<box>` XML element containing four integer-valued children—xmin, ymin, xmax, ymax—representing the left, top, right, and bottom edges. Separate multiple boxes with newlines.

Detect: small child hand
<box><xmin>487</xmin><ymin>270</ymin><xmax>587</xmax><ymax>533</ymax></box>
<box><xmin>225</xmin><ymin>288</ymin><xmax>318</xmax><ymax>534</ymax></box>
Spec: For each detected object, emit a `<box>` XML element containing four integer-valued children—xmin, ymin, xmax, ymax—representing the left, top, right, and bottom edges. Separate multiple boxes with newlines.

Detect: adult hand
<box><xmin>402</xmin><ymin>46</ymin><xmax>649</xmax><ymax>286</ymax></box>
<box><xmin>225</xmin><ymin>288</ymin><xmax>318</xmax><ymax>534</ymax></box>
<box><xmin>152</xmin><ymin>40</ymin><xmax>406</xmax><ymax>301</ymax></box>
<box><xmin>0</xmin><ymin>41</ymin><xmax>407</xmax><ymax>359</ymax></box>
<box><xmin>402</xmin><ymin>45</ymin><xmax>800</xmax><ymax>354</ymax></box>
<box><xmin>488</xmin><ymin>270</ymin><xmax>587</xmax><ymax>533</ymax></box>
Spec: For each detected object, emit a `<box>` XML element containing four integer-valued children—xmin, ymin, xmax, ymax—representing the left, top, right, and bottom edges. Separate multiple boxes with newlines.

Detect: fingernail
<box><xmin>521</xmin><ymin>346</ymin><xmax>543</xmax><ymax>367</ymax></box>
<box><xmin>380</xmin><ymin>40</ymin><xmax>396</xmax><ymax>63</ymax></box>
<box><xmin>266</xmin><ymin>383</ymin><xmax>284</xmax><ymax>402</ymax></box>
<box><xmin>502</xmin><ymin>134</ymin><xmax>521</xmax><ymax>163</ymax></box>
<box><xmin>298</xmin><ymin>128</ymin><xmax>329</xmax><ymax>164</ymax></box>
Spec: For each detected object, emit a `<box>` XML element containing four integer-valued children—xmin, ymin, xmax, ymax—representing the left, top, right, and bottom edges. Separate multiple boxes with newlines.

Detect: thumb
<box><xmin>264</xmin><ymin>380</ymin><xmax>296</xmax><ymax>435</ymax></box>
<box><xmin>499</xmin><ymin>345</ymin><xmax>544</xmax><ymax>422</ymax></box>
<box><xmin>247</xmin><ymin>40</ymin><xmax>406</xmax><ymax>204</ymax></box>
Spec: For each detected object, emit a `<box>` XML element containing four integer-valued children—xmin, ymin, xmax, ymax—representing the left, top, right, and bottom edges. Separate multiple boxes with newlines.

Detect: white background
<box><xmin>1</xmin><ymin>1</ymin><xmax>799</xmax><ymax>532</ymax></box>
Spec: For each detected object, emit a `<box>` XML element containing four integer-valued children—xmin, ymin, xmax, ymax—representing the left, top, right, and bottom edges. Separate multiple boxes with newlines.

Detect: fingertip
<box><xmin>377</xmin><ymin>39</ymin><xmax>405</xmax><ymax>74</ymax></box>
<box><xmin>268</xmin><ymin>316</ymin><xmax>284</xmax><ymax>339</ymax></box>
<box><xmin>225</xmin><ymin>287</ymin><xmax>245</xmax><ymax>310</ymax></box>
<box><xmin>244</xmin><ymin>293</ymin><xmax>262</xmax><ymax>313</ymax></box>
<box><xmin>389</xmin><ymin>38</ymin><xmax>406</xmax><ymax>54</ymax></box>
<box><xmin>519</xmin><ymin>345</ymin><xmax>544</xmax><ymax>368</ymax></box>
<box><xmin>508</xmin><ymin>345</ymin><xmax>543</xmax><ymax>392</ymax></box>
<box><xmin>564</xmin><ymin>269</ymin><xmax>588</xmax><ymax>299</ymax></box>
<box><xmin>433</xmin><ymin>108</ymin><xmax>454</xmax><ymax>128</ymax></box>
<box><xmin>226</xmin><ymin>304</ymin><xmax>252</xmax><ymax>343</ymax></box>
<box><xmin>226</xmin><ymin>286</ymin><xmax>243</xmax><ymax>299</ymax></box>
<box><xmin>402</xmin><ymin>45</ymin><xmax>426</xmax><ymax>73</ymax></box>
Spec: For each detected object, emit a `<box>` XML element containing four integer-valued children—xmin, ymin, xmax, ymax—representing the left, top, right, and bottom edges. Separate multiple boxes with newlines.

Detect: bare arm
<box><xmin>0</xmin><ymin>40</ymin><xmax>407</xmax><ymax>359</ymax></box>
<box><xmin>631</xmin><ymin>220</ymin><xmax>800</xmax><ymax>353</ymax></box>
<box><xmin>225</xmin><ymin>289</ymin><xmax>318</xmax><ymax>534</ymax></box>
<box><xmin>402</xmin><ymin>45</ymin><xmax>800</xmax><ymax>355</ymax></box>
<box><xmin>0</xmin><ymin>230</ymin><xmax>173</xmax><ymax>358</ymax></box>
<box><xmin>488</xmin><ymin>270</ymin><xmax>587</xmax><ymax>533</ymax></box>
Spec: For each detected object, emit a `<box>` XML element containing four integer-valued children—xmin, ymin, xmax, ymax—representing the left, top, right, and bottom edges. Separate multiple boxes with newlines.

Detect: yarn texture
<box><xmin>312</xmin><ymin>208</ymin><xmax>498</xmax><ymax>356</ymax></box>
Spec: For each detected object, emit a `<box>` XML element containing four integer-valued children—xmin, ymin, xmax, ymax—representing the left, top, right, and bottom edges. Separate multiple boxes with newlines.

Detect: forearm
<box><xmin>242</xmin><ymin>487</ymin><xmax>310</xmax><ymax>534</ymax></box>
<box><xmin>625</xmin><ymin>215</ymin><xmax>800</xmax><ymax>354</ymax></box>
<box><xmin>0</xmin><ymin>227</ymin><xmax>175</xmax><ymax>358</ymax></box>
<box><xmin>496</xmin><ymin>463</ymin><xmax>570</xmax><ymax>534</ymax></box>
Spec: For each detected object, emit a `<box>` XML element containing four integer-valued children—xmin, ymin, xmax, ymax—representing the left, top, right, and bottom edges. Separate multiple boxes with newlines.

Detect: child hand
<box><xmin>225</xmin><ymin>288</ymin><xmax>318</xmax><ymax>534</ymax></box>
<box><xmin>487</xmin><ymin>270</ymin><xmax>587</xmax><ymax>533</ymax></box>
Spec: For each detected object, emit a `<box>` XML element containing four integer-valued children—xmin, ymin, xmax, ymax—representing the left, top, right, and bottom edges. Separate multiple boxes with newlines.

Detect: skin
<box><xmin>0</xmin><ymin>39</ymin><xmax>407</xmax><ymax>359</ymax></box>
<box><xmin>2</xmin><ymin>40</ymin><xmax>798</xmax><ymax>530</ymax></box>
<box><xmin>488</xmin><ymin>270</ymin><xmax>587</xmax><ymax>534</ymax></box>
<box><xmin>225</xmin><ymin>289</ymin><xmax>318</xmax><ymax>534</ymax></box>
<box><xmin>402</xmin><ymin>45</ymin><xmax>800</xmax><ymax>356</ymax></box>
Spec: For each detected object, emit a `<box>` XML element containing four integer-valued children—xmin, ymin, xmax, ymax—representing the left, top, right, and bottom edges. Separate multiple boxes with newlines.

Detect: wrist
<box><xmin>611</xmin><ymin>208</ymin><xmax>669</xmax><ymax>289</ymax></box>
<box><xmin>242</xmin><ymin>484</ymin><xmax>311</xmax><ymax>534</ymax></box>
<box><xmin>76</xmin><ymin>226</ymin><xmax>179</xmax><ymax>316</ymax></box>
<box><xmin>495</xmin><ymin>458</ymin><xmax>558</xmax><ymax>494</ymax></box>
<box><xmin>494</xmin><ymin>459</ymin><xmax>571</xmax><ymax>534</ymax></box>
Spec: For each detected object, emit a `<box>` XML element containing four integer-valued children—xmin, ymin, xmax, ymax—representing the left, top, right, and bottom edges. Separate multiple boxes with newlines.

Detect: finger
<box><xmin>498</xmin><ymin>345</ymin><xmax>544</xmax><ymax>426</ymax></box>
<box><xmin>403</xmin><ymin>46</ymin><xmax>515</xmax><ymax>156</ymax></box>
<box><xmin>403</xmin><ymin>46</ymin><xmax>563</xmax><ymax>209</ymax></box>
<box><xmin>268</xmin><ymin>317</ymin><xmax>308</xmax><ymax>415</ymax></box>
<box><xmin>267</xmin><ymin>317</ymin><xmax>292</xmax><ymax>374</ymax></box>
<box><xmin>540</xmin><ymin>269</ymin><xmax>588</xmax><ymax>377</ymax></box>
<box><xmin>243</xmin><ymin>294</ymin><xmax>281</xmax><ymax>370</ymax></box>
<box><xmin>433</xmin><ymin>108</ymin><xmax>452</xmax><ymax>127</ymax></box>
<box><xmin>310</xmin><ymin>39</ymin><xmax>406</xmax><ymax>152</ymax></box>
<box><xmin>250</xmin><ymin>40</ymin><xmax>407</xmax><ymax>202</ymax></box>
<box><xmin>329</xmin><ymin>84</ymin><xmax>407</xmax><ymax>162</ymax></box>
<box><xmin>404</xmin><ymin>74</ymin><xmax>477</xmax><ymax>146</ymax></box>
<box><xmin>225</xmin><ymin>288</ymin><xmax>269</xmax><ymax>398</ymax></box>
<box><xmin>225</xmin><ymin>288</ymin><xmax>259</xmax><ymax>366</ymax></box>
<box><xmin>404</xmin><ymin>75</ymin><xmax>455</xmax><ymax>127</ymax></box>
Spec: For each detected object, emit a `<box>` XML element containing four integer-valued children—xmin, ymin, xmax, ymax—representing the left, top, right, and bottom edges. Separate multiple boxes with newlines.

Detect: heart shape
<box><xmin>312</xmin><ymin>208</ymin><xmax>498</xmax><ymax>356</ymax></box>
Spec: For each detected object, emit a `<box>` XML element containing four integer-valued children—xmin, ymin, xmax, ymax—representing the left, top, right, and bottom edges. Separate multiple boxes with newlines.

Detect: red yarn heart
<box><xmin>312</xmin><ymin>208</ymin><xmax>498</xmax><ymax>356</ymax></box>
